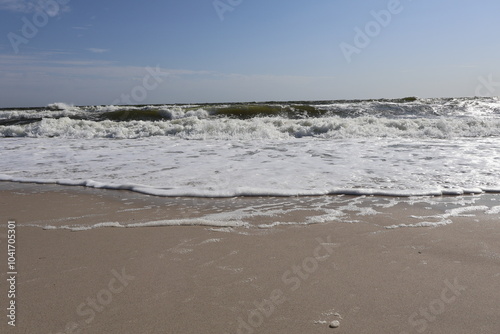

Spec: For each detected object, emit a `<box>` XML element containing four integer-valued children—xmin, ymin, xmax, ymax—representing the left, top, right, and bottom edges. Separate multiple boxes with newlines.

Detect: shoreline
<box><xmin>1</xmin><ymin>180</ymin><xmax>499</xmax><ymax>231</ymax></box>
<box><xmin>2</xmin><ymin>177</ymin><xmax>500</xmax><ymax>198</ymax></box>
<box><xmin>1</xmin><ymin>182</ymin><xmax>499</xmax><ymax>333</ymax></box>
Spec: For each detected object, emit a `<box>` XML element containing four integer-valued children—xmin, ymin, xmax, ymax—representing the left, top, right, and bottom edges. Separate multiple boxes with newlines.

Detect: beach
<box><xmin>1</xmin><ymin>182</ymin><xmax>499</xmax><ymax>334</ymax></box>
<box><xmin>2</xmin><ymin>0</ymin><xmax>500</xmax><ymax>332</ymax></box>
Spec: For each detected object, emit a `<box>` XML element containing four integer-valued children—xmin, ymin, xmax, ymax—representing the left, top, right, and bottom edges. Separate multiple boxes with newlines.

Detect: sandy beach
<box><xmin>1</xmin><ymin>182</ymin><xmax>499</xmax><ymax>334</ymax></box>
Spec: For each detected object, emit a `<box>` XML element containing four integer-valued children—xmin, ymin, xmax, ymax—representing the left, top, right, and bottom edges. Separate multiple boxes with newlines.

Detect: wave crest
<box><xmin>1</xmin><ymin>115</ymin><xmax>500</xmax><ymax>139</ymax></box>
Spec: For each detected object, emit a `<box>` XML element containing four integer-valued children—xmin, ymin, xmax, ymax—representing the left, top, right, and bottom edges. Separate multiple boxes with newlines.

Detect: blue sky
<box><xmin>1</xmin><ymin>0</ymin><xmax>499</xmax><ymax>107</ymax></box>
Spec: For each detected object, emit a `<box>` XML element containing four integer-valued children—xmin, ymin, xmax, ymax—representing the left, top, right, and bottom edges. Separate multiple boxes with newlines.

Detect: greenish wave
<box><xmin>97</xmin><ymin>108</ymin><xmax>166</xmax><ymax>121</ymax></box>
<box><xmin>207</xmin><ymin>104</ymin><xmax>325</xmax><ymax>119</ymax></box>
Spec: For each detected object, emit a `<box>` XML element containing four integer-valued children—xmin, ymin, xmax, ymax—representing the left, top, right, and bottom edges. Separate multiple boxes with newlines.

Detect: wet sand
<box><xmin>1</xmin><ymin>182</ymin><xmax>499</xmax><ymax>334</ymax></box>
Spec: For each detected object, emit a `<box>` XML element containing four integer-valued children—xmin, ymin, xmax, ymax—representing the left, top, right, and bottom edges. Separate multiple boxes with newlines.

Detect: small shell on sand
<box><xmin>329</xmin><ymin>320</ymin><xmax>340</xmax><ymax>328</ymax></box>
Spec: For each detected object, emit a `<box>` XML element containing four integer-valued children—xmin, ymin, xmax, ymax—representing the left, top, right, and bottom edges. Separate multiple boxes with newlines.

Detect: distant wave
<box><xmin>2</xmin><ymin>97</ymin><xmax>500</xmax><ymax>139</ymax></box>
<box><xmin>2</xmin><ymin>97</ymin><xmax>500</xmax><ymax>122</ymax></box>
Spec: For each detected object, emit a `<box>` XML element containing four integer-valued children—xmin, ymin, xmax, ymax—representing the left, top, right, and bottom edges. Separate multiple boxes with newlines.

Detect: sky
<box><xmin>0</xmin><ymin>0</ymin><xmax>499</xmax><ymax>107</ymax></box>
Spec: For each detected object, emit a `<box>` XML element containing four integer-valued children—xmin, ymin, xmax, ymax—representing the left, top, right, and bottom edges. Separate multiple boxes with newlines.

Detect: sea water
<box><xmin>1</xmin><ymin>97</ymin><xmax>499</xmax><ymax>229</ymax></box>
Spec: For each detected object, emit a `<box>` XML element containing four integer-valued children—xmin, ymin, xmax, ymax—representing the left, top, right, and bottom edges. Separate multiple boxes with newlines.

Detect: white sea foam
<box><xmin>3</xmin><ymin>115</ymin><xmax>500</xmax><ymax>139</ymax></box>
<box><xmin>444</xmin><ymin>206</ymin><xmax>489</xmax><ymax>217</ymax></box>
<box><xmin>0</xmin><ymin>134</ymin><xmax>499</xmax><ymax>198</ymax></box>
<box><xmin>486</xmin><ymin>206</ymin><xmax>500</xmax><ymax>214</ymax></box>
<box><xmin>21</xmin><ymin>219</ymin><xmax>247</xmax><ymax>231</ymax></box>
<box><xmin>305</xmin><ymin>209</ymin><xmax>346</xmax><ymax>224</ymax></box>
<box><xmin>385</xmin><ymin>205</ymin><xmax>493</xmax><ymax>229</ymax></box>
<box><xmin>47</xmin><ymin>102</ymin><xmax>77</xmax><ymax>110</ymax></box>
<box><xmin>126</xmin><ymin>219</ymin><xmax>248</xmax><ymax>228</ymax></box>
<box><xmin>386</xmin><ymin>219</ymin><xmax>454</xmax><ymax>229</ymax></box>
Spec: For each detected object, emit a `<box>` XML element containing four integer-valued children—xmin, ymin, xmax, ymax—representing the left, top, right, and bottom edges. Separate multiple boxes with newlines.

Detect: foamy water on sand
<box><xmin>3</xmin><ymin>183</ymin><xmax>499</xmax><ymax>232</ymax></box>
<box><xmin>0</xmin><ymin>136</ymin><xmax>499</xmax><ymax>197</ymax></box>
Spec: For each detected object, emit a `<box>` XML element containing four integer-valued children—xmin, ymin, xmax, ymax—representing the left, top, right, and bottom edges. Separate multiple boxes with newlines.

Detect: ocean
<box><xmin>1</xmin><ymin>96</ymin><xmax>500</xmax><ymax>230</ymax></box>
<box><xmin>1</xmin><ymin>96</ymin><xmax>500</xmax><ymax>196</ymax></box>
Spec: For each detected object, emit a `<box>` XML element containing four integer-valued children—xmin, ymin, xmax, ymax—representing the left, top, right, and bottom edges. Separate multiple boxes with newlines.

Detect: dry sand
<box><xmin>0</xmin><ymin>182</ymin><xmax>499</xmax><ymax>334</ymax></box>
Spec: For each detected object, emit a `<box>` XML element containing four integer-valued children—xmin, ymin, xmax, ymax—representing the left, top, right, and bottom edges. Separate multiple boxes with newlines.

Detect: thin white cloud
<box><xmin>0</xmin><ymin>0</ymin><xmax>69</xmax><ymax>16</ymax></box>
<box><xmin>87</xmin><ymin>48</ymin><xmax>110</xmax><ymax>54</ymax></box>
<box><xmin>0</xmin><ymin>53</ymin><xmax>179</xmax><ymax>80</ymax></box>
<box><xmin>73</xmin><ymin>23</ymin><xmax>93</xmax><ymax>31</ymax></box>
